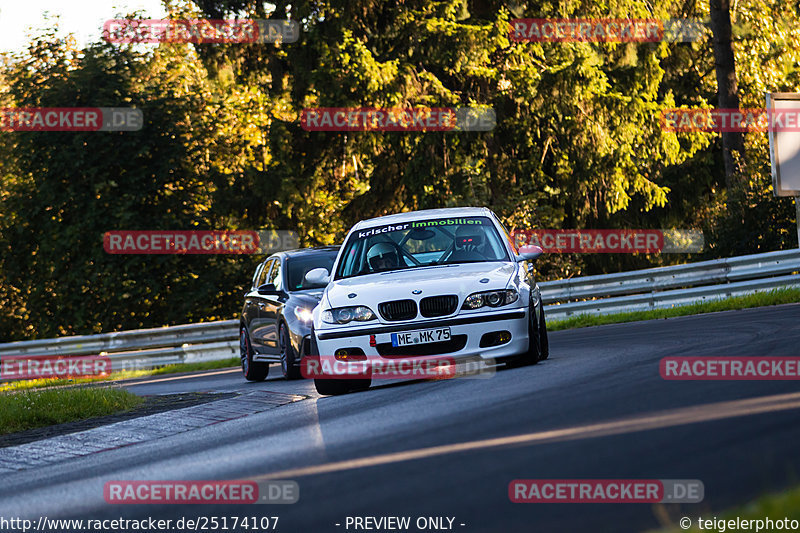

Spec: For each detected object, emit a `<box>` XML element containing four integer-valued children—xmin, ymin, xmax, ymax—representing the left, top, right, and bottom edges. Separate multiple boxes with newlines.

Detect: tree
<box><xmin>709</xmin><ymin>0</ymin><xmax>745</xmax><ymax>189</ymax></box>
<box><xmin>0</xmin><ymin>31</ymin><xmax>271</xmax><ymax>339</ymax></box>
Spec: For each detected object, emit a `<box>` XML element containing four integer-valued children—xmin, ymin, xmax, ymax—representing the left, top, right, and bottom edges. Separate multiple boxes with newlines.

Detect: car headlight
<box><xmin>462</xmin><ymin>289</ymin><xmax>519</xmax><ymax>310</ymax></box>
<box><xmin>321</xmin><ymin>306</ymin><xmax>377</xmax><ymax>324</ymax></box>
<box><xmin>294</xmin><ymin>307</ymin><xmax>314</xmax><ymax>322</ymax></box>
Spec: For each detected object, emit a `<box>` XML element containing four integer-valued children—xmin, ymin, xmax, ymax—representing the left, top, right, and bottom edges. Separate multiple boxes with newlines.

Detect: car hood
<box><xmin>324</xmin><ymin>262</ymin><xmax>518</xmax><ymax>311</ymax></box>
<box><xmin>291</xmin><ymin>289</ymin><xmax>325</xmax><ymax>308</ymax></box>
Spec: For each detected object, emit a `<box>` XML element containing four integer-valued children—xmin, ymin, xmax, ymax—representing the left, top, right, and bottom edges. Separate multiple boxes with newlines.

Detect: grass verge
<box><xmin>0</xmin><ymin>357</ymin><xmax>241</xmax><ymax>393</ymax></box>
<box><xmin>547</xmin><ymin>287</ymin><xmax>800</xmax><ymax>332</ymax></box>
<box><xmin>652</xmin><ymin>483</ymin><xmax>800</xmax><ymax>532</ymax></box>
<box><xmin>0</xmin><ymin>387</ymin><xmax>144</xmax><ymax>435</ymax></box>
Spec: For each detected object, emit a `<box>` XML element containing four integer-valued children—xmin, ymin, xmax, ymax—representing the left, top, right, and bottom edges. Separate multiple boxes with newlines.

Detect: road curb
<box><xmin>0</xmin><ymin>390</ymin><xmax>307</xmax><ymax>472</ymax></box>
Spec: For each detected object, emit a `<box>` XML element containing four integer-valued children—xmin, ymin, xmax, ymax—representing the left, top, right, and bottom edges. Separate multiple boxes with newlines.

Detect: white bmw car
<box><xmin>304</xmin><ymin>207</ymin><xmax>548</xmax><ymax>395</ymax></box>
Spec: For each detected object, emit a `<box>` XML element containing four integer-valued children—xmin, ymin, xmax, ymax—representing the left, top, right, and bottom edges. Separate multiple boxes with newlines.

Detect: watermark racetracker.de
<box><xmin>301</xmin><ymin>355</ymin><xmax>496</xmax><ymax>380</ymax></box>
<box><xmin>0</xmin><ymin>355</ymin><xmax>111</xmax><ymax>381</ymax></box>
<box><xmin>661</xmin><ymin>107</ymin><xmax>800</xmax><ymax>132</ymax></box>
<box><xmin>661</xmin><ymin>357</ymin><xmax>800</xmax><ymax>380</ymax></box>
<box><xmin>103</xmin><ymin>19</ymin><xmax>299</xmax><ymax>44</ymax></box>
<box><xmin>103</xmin><ymin>230</ymin><xmax>299</xmax><ymax>254</ymax></box>
<box><xmin>509</xmin><ymin>479</ymin><xmax>704</xmax><ymax>503</ymax></box>
<box><xmin>0</xmin><ymin>108</ymin><xmax>143</xmax><ymax>132</ymax></box>
<box><xmin>511</xmin><ymin>229</ymin><xmax>704</xmax><ymax>253</ymax></box>
<box><xmin>104</xmin><ymin>480</ymin><xmax>298</xmax><ymax>504</ymax></box>
<box><xmin>300</xmin><ymin>107</ymin><xmax>496</xmax><ymax>132</ymax></box>
<box><xmin>510</xmin><ymin>18</ymin><xmax>704</xmax><ymax>42</ymax></box>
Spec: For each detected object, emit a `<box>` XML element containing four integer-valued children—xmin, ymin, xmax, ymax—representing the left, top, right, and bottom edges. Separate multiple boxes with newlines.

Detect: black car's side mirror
<box><xmin>257</xmin><ymin>283</ymin><xmax>282</xmax><ymax>296</ymax></box>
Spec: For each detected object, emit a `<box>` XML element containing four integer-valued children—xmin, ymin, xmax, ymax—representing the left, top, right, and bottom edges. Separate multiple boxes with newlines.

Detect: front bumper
<box><xmin>315</xmin><ymin>308</ymin><xmax>529</xmax><ymax>361</ymax></box>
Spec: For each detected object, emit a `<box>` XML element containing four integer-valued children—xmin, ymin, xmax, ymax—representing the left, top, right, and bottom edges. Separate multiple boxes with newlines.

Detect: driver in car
<box><xmin>450</xmin><ymin>226</ymin><xmax>487</xmax><ymax>262</ymax></box>
<box><xmin>367</xmin><ymin>242</ymin><xmax>401</xmax><ymax>272</ymax></box>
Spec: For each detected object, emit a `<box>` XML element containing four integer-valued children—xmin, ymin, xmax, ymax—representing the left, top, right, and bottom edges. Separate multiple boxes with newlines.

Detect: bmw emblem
<box><xmin>412</xmin><ymin>289</ymin><xmax>422</xmax><ymax>295</ymax></box>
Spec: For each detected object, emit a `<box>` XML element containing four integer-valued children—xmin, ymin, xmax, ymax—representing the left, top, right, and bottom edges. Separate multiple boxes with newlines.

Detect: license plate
<box><xmin>391</xmin><ymin>327</ymin><xmax>451</xmax><ymax>347</ymax></box>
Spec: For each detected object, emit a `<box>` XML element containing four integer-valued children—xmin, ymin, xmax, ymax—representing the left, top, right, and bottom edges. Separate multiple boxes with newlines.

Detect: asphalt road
<box><xmin>3</xmin><ymin>304</ymin><xmax>800</xmax><ymax>533</ymax></box>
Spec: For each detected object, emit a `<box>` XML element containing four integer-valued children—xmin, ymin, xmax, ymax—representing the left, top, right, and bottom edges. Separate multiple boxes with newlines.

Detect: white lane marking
<box><xmin>252</xmin><ymin>390</ymin><xmax>800</xmax><ymax>480</ymax></box>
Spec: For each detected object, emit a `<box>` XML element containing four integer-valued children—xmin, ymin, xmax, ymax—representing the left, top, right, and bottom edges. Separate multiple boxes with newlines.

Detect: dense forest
<box><xmin>1</xmin><ymin>0</ymin><xmax>799</xmax><ymax>340</ymax></box>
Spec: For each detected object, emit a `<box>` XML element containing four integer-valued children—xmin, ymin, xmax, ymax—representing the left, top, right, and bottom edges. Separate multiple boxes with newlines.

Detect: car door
<box><xmin>249</xmin><ymin>258</ymin><xmax>276</xmax><ymax>352</ymax></box>
<box><xmin>257</xmin><ymin>257</ymin><xmax>285</xmax><ymax>354</ymax></box>
<box><xmin>242</xmin><ymin>260</ymin><xmax>268</xmax><ymax>346</ymax></box>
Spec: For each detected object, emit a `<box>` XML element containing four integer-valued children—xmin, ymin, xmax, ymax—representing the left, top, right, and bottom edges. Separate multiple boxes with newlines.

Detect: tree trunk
<box><xmin>709</xmin><ymin>0</ymin><xmax>745</xmax><ymax>189</ymax></box>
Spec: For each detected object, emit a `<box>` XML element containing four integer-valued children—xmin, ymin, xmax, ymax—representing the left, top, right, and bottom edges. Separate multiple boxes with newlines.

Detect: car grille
<box><xmin>419</xmin><ymin>295</ymin><xmax>458</xmax><ymax>318</ymax></box>
<box><xmin>378</xmin><ymin>299</ymin><xmax>418</xmax><ymax>321</ymax></box>
<box><xmin>376</xmin><ymin>335</ymin><xmax>468</xmax><ymax>357</ymax></box>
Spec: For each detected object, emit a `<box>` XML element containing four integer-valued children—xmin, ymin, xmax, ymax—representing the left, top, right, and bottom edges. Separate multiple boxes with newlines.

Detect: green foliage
<box><xmin>0</xmin><ymin>0</ymin><xmax>799</xmax><ymax>339</ymax></box>
<box><xmin>0</xmin><ymin>32</ymin><xmax>270</xmax><ymax>338</ymax></box>
<box><xmin>0</xmin><ymin>387</ymin><xmax>143</xmax><ymax>434</ymax></box>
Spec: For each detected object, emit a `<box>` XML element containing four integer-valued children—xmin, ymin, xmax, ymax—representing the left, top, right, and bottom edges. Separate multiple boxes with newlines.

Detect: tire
<box><xmin>506</xmin><ymin>304</ymin><xmax>541</xmax><ymax>368</ymax></box>
<box><xmin>279</xmin><ymin>323</ymin><xmax>302</xmax><ymax>380</ymax></box>
<box><xmin>240</xmin><ymin>325</ymin><xmax>269</xmax><ymax>382</ymax></box>
<box><xmin>314</xmin><ymin>378</ymin><xmax>355</xmax><ymax>395</ymax></box>
<box><xmin>309</xmin><ymin>327</ymin><xmax>371</xmax><ymax>395</ymax></box>
<box><xmin>349</xmin><ymin>378</ymin><xmax>372</xmax><ymax>391</ymax></box>
<box><xmin>538</xmin><ymin>307</ymin><xmax>549</xmax><ymax>361</ymax></box>
<box><xmin>314</xmin><ymin>377</ymin><xmax>372</xmax><ymax>395</ymax></box>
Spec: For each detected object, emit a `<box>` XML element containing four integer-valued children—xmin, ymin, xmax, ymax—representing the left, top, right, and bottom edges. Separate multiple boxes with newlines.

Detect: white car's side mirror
<box><xmin>305</xmin><ymin>267</ymin><xmax>331</xmax><ymax>285</ymax></box>
<box><xmin>515</xmin><ymin>244</ymin><xmax>543</xmax><ymax>262</ymax></box>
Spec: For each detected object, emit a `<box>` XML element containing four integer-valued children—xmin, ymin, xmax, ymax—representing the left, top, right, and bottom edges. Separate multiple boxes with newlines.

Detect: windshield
<box><xmin>286</xmin><ymin>250</ymin><xmax>338</xmax><ymax>290</ymax></box>
<box><xmin>334</xmin><ymin>216</ymin><xmax>509</xmax><ymax>279</ymax></box>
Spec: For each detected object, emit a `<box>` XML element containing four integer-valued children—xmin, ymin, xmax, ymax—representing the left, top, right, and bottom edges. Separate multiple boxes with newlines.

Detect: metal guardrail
<box><xmin>541</xmin><ymin>249</ymin><xmax>800</xmax><ymax>320</ymax></box>
<box><xmin>1</xmin><ymin>249</ymin><xmax>799</xmax><ymax>367</ymax></box>
<box><xmin>0</xmin><ymin>320</ymin><xmax>238</xmax><ymax>357</ymax></box>
<box><xmin>0</xmin><ymin>321</ymin><xmax>239</xmax><ymax>371</ymax></box>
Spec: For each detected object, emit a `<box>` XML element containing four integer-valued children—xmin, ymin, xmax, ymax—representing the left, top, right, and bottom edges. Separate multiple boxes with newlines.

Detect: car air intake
<box><xmin>378</xmin><ymin>299</ymin><xmax>417</xmax><ymax>321</ymax></box>
<box><xmin>420</xmin><ymin>295</ymin><xmax>458</xmax><ymax>317</ymax></box>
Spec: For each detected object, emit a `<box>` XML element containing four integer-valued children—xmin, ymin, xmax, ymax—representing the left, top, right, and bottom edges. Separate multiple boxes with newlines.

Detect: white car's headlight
<box><xmin>462</xmin><ymin>289</ymin><xmax>519</xmax><ymax>310</ymax></box>
<box><xmin>321</xmin><ymin>306</ymin><xmax>377</xmax><ymax>324</ymax></box>
<box><xmin>294</xmin><ymin>307</ymin><xmax>314</xmax><ymax>322</ymax></box>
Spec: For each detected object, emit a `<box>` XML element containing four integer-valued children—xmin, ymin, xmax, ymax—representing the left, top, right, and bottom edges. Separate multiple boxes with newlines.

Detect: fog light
<box><xmin>479</xmin><ymin>331</ymin><xmax>512</xmax><ymax>348</ymax></box>
<box><xmin>334</xmin><ymin>348</ymin><xmax>367</xmax><ymax>361</ymax></box>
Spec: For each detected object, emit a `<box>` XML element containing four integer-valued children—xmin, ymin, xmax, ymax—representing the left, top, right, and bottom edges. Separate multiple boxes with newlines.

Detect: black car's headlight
<box><xmin>462</xmin><ymin>289</ymin><xmax>519</xmax><ymax>310</ymax></box>
<box><xmin>321</xmin><ymin>306</ymin><xmax>377</xmax><ymax>324</ymax></box>
<box><xmin>293</xmin><ymin>307</ymin><xmax>314</xmax><ymax>322</ymax></box>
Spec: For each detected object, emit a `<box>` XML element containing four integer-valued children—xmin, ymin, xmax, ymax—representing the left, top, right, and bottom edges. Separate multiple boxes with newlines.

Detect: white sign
<box><xmin>768</xmin><ymin>92</ymin><xmax>800</xmax><ymax>196</ymax></box>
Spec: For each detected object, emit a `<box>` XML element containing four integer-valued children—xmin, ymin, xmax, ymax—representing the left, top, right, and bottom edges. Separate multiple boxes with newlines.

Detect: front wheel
<box><xmin>241</xmin><ymin>326</ymin><xmax>269</xmax><ymax>382</ymax></box>
<box><xmin>279</xmin><ymin>323</ymin><xmax>302</xmax><ymax>380</ymax></box>
<box><xmin>506</xmin><ymin>305</ymin><xmax>541</xmax><ymax>368</ymax></box>
<box><xmin>314</xmin><ymin>378</ymin><xmax>354</xmax><ymax>395</ymax></box>
<box><xmin>314</xmin><ymin>377</ymin><xmax>372</xmax><ymax>395</ymax></box>
<box><xmin>538</xmin><ymin>307</ymin><xmax>549</xmax><ymax>361</ymax></box>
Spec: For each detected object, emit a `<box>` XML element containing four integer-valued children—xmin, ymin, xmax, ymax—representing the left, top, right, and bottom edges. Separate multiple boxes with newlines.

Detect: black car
<box><xmin>239</xmin><ymin>246</ymin><xmax>339</xmax><ymax>381</ymax></box>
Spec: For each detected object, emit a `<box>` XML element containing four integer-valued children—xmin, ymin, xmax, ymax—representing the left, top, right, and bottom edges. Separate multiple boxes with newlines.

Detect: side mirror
<box><xmin>515</xmin><ymin>244</ymin><xmax>543</xmax><ymax>262</ymax></box>
<box><xmin>257</xmin><ymin>283</ymin><xmax>281</xmax><ymax>295</ymax></box>
<box><xmin>305</xmin><ymin>267</ymin><xmax>331</xmax><ymax>286</ymax></box>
